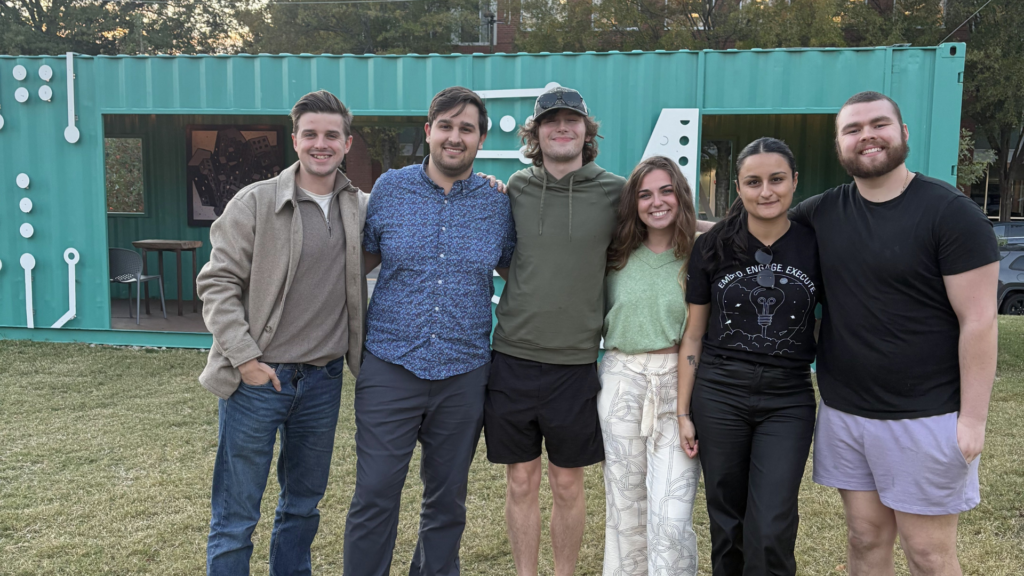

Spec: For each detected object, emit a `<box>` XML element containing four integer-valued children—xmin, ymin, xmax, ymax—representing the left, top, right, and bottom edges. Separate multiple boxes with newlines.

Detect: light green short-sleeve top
<box><xmin>603</xmin><ymin>245</ymin><xmax>687</xmax><ymax>354</ymax></box>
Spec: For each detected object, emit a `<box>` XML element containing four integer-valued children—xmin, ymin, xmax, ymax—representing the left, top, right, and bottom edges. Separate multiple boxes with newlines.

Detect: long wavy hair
<box><xmin>607</xmin><ymin>156</ymin><xmax>698</xmax><ymax>273</ymax></box>
<box><xmin>700</xmin><ymin>137</ymin><xmax>797</xmax><ymax>271</ymax></box>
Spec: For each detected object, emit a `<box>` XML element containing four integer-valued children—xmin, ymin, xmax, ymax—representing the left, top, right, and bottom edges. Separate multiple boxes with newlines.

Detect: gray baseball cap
<box><xmin>533</xmin><ymin>86</ymin><xmax>589</xmax><ymax>121</ymax></box>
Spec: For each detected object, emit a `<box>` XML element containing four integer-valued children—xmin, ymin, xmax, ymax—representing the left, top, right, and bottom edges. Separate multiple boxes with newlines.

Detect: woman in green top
<box><xmin>597</xmin><ymin>155</ymin><xmax>701</xmax><ymax>576</ymax></box>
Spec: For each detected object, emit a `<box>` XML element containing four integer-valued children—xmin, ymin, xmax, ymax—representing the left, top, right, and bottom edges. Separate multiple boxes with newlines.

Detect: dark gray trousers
<box><xmin>343</xmin><ymin>352</ymin><xmax>488</xmax><ymax>576</ymax></box>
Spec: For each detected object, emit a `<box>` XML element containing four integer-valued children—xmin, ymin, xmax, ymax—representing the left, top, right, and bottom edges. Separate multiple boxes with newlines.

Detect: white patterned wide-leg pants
<box><xmin>597</xmin><ymin>350</ymin><xmax>701</xmax><ymax>576</ymax></box>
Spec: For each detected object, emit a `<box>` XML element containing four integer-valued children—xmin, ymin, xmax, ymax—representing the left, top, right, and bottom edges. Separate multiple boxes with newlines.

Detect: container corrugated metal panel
<box><xmin>0</xmin><ymin>46</ymin><xmax>966</xmax><ymax>345</ymax></box>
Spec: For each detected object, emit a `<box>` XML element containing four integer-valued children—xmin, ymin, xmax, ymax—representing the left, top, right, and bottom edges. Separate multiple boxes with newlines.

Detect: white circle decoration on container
<box><xmin>39</xmin><ymin>65</ymin><xmax>53</xmax><ymax>82</ymax></box>
<box><xmin>487</xmin><ymin>117</ymin><xmax>492</xmax><ymax>131</ymax></box>
<box><xmin>20</xmin><ymin>198</ymin><xmax>32</xmax><ymax>213</ymax></box>
<box><xmin>65</xmin><ymin>126</ymin><xmax>80</xmax><ymax>144</ymax></box>
<box><xmin>15</xmin><ymin>87</ymin><xmax>29</xmax><ymax>103</ymax></box>
<box><xmin>20</xmin><ymin>253</ymin><xmax>35</xmax><ymax>270</ymax></box>
<box><xmin>65</xmin><ymin>248</ymin><xmax>80</xmax><ymax>265</ymax></box>
<box><xmin>0</xmin><ymin>114</ymin><xmax>4</xmax><ymax>130</ymax></box>
<box><xmin>13</xmin><ymin>65</ymin><xmax>27</xmax><ymax>81</ymax></box>
<box><xmin>500</xmin><ymin>115</ymin><xmax>517</xmax><ymax>133</ymax></box>
<box><xmin>20</xmin><ymin>223</ymin><xmax>34</xmax><ymax>238</ymax></box>
<box><xmin>16</xmin><ymin>173</ymin><xmax>30</xmax><ymax>189</ymax></box>
<box><xmin>38</xmin><ymin>85</ymin><xmax>52</xmax><ymax>102</ymax></box>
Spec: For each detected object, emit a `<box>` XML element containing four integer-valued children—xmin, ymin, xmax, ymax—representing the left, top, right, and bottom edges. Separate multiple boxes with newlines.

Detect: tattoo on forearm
<box><xmin>687</xmin><ymin>355</ymin><xmax>698</xmax><ymax>375</ymax></box>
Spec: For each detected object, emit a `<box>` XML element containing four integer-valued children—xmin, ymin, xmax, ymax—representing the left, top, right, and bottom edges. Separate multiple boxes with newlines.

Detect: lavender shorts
<box><xmin>812</xmin><ymin>400</ymin><xmax>980</xmax><ymax>516</ymax></box>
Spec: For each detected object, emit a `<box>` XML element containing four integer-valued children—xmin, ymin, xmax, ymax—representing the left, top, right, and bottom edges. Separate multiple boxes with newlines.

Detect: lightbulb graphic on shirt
<box><xmin>749</xmin><ymin>286</ymin><xmax>785</xmax><ymax>338</ymax></box>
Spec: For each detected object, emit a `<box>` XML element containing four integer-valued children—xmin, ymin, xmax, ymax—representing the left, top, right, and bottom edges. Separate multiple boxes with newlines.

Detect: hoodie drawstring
<box><xmin>568</xmin><ymin>174</ymin><xmax>575</xmax><ymax>242</ymax></box>
<box><xmin>538</xmin><ymin>170</ymin><xmax>548</xmax><ymax>235</ymax></box>
<box><xmin>537</xmin><ymin>169</ymin><xmax>575</xmax><ymax>241</ymax></box>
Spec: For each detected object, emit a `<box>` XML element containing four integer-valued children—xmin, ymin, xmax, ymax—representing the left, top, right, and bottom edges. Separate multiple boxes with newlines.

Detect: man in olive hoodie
<box><xmin>485</xmin><ymin>87</ymin><xmax>625</xmax><ymax>576</ymax></box>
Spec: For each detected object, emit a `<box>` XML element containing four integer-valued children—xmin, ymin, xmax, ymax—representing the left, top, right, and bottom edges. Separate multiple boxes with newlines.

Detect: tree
<box><xmin>357</xmin><ymin>126</ymin><xmax>402</xmax><ymax>172</ymax></box>
<box><xmin>737</xmin><ymin>0</ymin><xmax>847</xmax><ymax>49</ymax></box>
<box><xmin>238</xmin><ymin>0</ymin><xmax>486</xmax><ymax>55</ymax></box>
<box><xmin>0</xmin><ymin>0</ymin><xmax>239</xmax><ymax>56</ymax></box>
<box><xmin>661</xmin><ymin>0</ymin><xmax>746</xmax><ymax>50</ymax></box>
<box><xmin>736</xmin><ymin>0</ymin><xmax>946</xmax><ymax>49</ymax></box>
<box><xmin>516</xmin><ymin>0</ymin><xmax>602</xmax><ymax>53</ymax></box>
<box><xmin>514</xmin><ymin>0</ymin><xmax>747</xmax><ymax>53</ymax></box>
<box><xmin>950</xmin><ymin>0</ymin><xmax>1024</xmax><ymax>221</ymax></box>
<box><xmin>957</xmin><ymin>128</ymin><xmax>992</xmax><ymax>193</ymax></box>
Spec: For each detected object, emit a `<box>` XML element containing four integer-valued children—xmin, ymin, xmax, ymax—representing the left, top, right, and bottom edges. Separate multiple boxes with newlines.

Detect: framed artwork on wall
<box><xmin>186</xmin><ymin>125</ymin><xmax>286</xmax><ymax>227</ymax></box>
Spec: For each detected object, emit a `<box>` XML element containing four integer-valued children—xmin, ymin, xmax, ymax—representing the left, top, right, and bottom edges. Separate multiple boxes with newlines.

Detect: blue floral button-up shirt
<box><xmin>363</xmin><ymin>159</ymin><xmax>517</xmax><ymax>380</ymax></box>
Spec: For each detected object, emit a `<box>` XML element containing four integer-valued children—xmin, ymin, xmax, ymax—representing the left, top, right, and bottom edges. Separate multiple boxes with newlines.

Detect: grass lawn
<box><xmin>1</xmin><ymin>318</ymin><xmax>1022</xmax><ymax>575</ymax></box>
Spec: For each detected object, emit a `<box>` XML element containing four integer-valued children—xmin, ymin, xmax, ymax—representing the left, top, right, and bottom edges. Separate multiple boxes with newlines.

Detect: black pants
<box><xmin>691</xmin><ymin>354</ymin><xmax>816</xmax><ymax>576</ymax></box>
<box><xmin>343</xmin><ymin>352</ymin><xmax>488</xmax><ymax>576</ymax></box>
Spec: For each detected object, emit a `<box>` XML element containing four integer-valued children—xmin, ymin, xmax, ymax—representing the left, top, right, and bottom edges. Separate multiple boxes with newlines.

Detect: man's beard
<box><xmin>838</xmin><ymin>136</ymin><xmax>910</xmax><ymax>179</ymax></box>
<box><xmin>431</xmin><ymin>143</ymin><xmax>474</xmax><ymax>177</ymax></box>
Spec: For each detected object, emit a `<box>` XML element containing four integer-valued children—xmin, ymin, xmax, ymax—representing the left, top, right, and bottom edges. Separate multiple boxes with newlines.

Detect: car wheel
<box><xmin>1001</xmin><ymin>293</ymin><xmax>1024</xmax><ymax>315</ymax></box>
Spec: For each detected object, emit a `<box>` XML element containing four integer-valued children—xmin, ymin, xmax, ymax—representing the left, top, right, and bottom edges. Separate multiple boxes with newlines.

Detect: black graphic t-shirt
<box><xmin>686</xmin><ymin>222</ymin><xmax>821</xmax><ymax>369</ymax></box>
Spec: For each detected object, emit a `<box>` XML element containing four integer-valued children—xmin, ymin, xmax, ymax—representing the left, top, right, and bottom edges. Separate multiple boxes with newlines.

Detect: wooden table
<box><xmin>132</xmin><ymin>240</ymin><xmax>203</xmax><ymax>316</ymax></box>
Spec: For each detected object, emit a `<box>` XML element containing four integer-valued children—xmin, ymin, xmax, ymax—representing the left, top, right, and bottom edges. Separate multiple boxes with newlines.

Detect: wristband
<box><xmin>676</xmin><ymin>413</ymin><xmax>691</xmax><ymax>419</ymax></box>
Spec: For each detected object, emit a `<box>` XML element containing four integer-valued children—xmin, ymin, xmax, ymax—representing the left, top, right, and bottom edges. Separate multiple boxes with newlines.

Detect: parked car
<box><xmin>998</xmin><ymin>247</ymin><xmax>1024</xmax><ymax>315</ymax></box>
<box><xmin>993</xmin><ymin>223</ymin><xmax>1024</xmax><ymax>246</ymax></box>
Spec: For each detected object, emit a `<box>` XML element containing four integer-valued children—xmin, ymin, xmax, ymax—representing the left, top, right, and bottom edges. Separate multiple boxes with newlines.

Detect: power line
<box><xmin>939</xmin><ymin>0</ymin><xmax>994</xmax><ymax>45</ymax></box>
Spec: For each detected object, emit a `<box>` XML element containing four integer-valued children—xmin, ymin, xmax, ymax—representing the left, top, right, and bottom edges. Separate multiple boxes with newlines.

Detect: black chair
<box><xmin>109</xmin><ymin>247</ymin><xmax>166</xmax><ymax>324</ymax></box>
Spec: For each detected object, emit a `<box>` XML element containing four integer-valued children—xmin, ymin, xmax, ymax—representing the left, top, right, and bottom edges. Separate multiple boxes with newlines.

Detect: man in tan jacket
<box><xmin>197</xmin><ymin>90</ymin><xmax>368</xmax><ymax>576</ymax></box>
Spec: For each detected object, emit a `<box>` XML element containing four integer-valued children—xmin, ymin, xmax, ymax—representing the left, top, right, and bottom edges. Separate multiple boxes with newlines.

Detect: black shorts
<box><xmin>484</xmin><ymin>351</ymin><xmax>604</xmax><ymax>468</ymax></box>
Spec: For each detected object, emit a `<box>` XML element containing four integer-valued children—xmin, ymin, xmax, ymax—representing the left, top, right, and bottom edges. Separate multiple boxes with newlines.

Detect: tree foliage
<box><xmin>104</xmin><ymin>137</ymin><xmax>145</xmax><ymax>213</ymax></box>
<box><xmin>515</xmin><ymin>0</ymin><xmax>747</xmax><ymax>52</ymax></box>
<box><xmin>0</xmin><ymin>0</ymin><xmax>239</xmax><ymax>56</ymax></box>
<box><xmin>950</xmin><ymin>0</ymin><xmax>1024</xmax><ymax>221</ymax></box>
<box><xmin>357</xmin><ymin>126</ymin><xmax>402</xmax><ymax>171</ymax></box>
<box><xmin>512</xmin><ymin>0</ymin><xmax>952</xmax><ymax>54</ymax></box>
<box><xmin>238</xmin><ymin>0</ymin><xmax>487</xmax><ymax>55</ymax></box>
<box><xmin>957</xmin><ymin>128</ymin><xmax>992</xmax><ymax>192</ymax></box>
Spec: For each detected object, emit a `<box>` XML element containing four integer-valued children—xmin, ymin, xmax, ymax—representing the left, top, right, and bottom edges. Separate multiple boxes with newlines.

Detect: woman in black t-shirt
<box><xmin>677</xmin><ymin>138</ymin><xmax>821</xmax><ymax>576</ymax></box>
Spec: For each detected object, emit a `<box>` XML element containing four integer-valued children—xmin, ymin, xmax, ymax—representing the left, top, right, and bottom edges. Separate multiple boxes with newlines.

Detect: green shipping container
<box><xmin>0</xmin><ymin>45</ymin><xmax>967</xmax><ymax>347</ymax></box>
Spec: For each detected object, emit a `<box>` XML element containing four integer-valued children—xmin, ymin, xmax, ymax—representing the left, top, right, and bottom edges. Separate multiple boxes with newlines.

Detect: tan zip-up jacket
<box><xmin>197</xmin><ymin>162</ymin><xmax>369</xmax><ymax>399</ymax></box>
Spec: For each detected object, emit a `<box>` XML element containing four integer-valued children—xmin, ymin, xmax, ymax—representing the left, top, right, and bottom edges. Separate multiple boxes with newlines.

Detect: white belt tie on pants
<box><xmin>597</xmin><ymin>349</ymin><xmax>701</xmax><ymax>576</ymax></box>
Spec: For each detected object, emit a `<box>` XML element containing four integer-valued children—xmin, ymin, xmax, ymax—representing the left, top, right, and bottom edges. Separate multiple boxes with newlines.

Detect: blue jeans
<box><xmin>206</xmin><ymin>356</ymin><xmax>345</xmax><ymax>576</ymax></box>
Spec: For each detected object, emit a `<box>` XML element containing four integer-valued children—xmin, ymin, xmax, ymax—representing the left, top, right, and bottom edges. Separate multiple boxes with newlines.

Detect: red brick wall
<box><xmin>452</xmin><ymin>0</ymin><xmax>518</xmax><ymax>54</ymax></box>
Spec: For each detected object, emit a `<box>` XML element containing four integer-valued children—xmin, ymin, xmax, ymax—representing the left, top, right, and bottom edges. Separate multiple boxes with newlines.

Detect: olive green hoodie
<box><xmin>493</xmin><ymin>162</ymin><xmax>626</xmax><ymax>364</ymax></box>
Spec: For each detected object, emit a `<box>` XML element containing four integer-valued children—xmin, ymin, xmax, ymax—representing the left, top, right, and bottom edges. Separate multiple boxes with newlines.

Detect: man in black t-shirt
<box><xmin>791</xmin><ymin>91</ymin><xmax>999</xmax><ymax>575</ymax></box>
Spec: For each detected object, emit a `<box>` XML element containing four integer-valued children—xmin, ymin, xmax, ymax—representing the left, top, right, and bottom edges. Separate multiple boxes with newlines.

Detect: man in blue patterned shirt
<box><xmin>343</xmin><ymin>86</ymin><xmax>516</xmax><ymax>576</ymax></box>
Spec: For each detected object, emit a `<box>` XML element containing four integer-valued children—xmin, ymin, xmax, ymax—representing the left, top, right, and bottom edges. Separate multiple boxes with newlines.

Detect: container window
<box><xmin>105</xmin><ymin>138</ymin><xmax>145</xmax><ymax>214</ymax></box>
